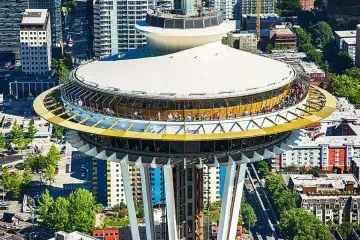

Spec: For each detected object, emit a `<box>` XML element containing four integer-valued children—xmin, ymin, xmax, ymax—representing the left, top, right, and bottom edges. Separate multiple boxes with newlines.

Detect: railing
<box><xmin>60</xmin><ymin>77</ymin><xmax>309</xmax><ymax>122</ymax></box>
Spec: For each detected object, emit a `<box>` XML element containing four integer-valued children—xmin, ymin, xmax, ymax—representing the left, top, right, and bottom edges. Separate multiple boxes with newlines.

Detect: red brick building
<box><xmin>92</xmin><ymin>229</ymin><xmax>120</xmax><ymax>240</ymax></box>
<box><xmin>300</xmin><ymin>0</ymin><xmax>315</xmax><ymax>11</ymax></box>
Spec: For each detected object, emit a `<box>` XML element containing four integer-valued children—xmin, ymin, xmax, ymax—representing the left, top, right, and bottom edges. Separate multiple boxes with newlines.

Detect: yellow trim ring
<box><xmin>33</xmin><ymin>86</ymin><xmax>336</xmax><ymax>141</ymax></box>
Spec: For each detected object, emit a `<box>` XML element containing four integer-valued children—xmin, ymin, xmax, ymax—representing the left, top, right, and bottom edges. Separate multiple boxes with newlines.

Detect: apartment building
<box><xmin>299</xmin><ymin>61</ymin><xmax>326</xmax><ymax>80</ymax></box>
<box><xmin>335</xmin><ymin>30</ymin><xmax>357</xmax><ymax>50</ymax></box>
<box><xmin>288</xmin><ymin>174</ymin><xmax>360</xmax><ymax>225</ymax></box>
<box><xmin>342</xmin><ymin>37</ymin><xmax>356</xmax><ymax>63</ymax></box>
<box><xmin>269</xmin><ymin>25</ymin><xmax>297</xmax><ymax>49</ymax></box>
<box><xmin>275</xmin><ymin>98</ymin><xmax>360</xmax><ymax>172</ymax></box>
<box><xmin>300</xmin><ymin>0</ymin><xmax>315</xmax><ymax>11</ymax></box>
<box><xmin>93</xmin><ymin>0</ymin><xmax>156</xmax><ymax>58</ymax></box>
<box><xmin>20</xmin><ymin>9</ymin><xmax>52</xmax><ymax>75</ymax></box>
<box><xmin>203</xmin><ymin>165</ymin><xmax>221</xmax><ymax>205</ymax></box>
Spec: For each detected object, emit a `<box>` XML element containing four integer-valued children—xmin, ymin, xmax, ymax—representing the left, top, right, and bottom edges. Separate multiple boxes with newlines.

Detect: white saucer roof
<box><xmin>75</xmin><ymin>41</ymin><xmax>295</xmax><ymax>100</ymax></box>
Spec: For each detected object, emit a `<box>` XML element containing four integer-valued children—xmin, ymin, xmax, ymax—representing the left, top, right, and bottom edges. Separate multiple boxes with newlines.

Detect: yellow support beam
<box><xmin>108</xmin><ymin>119</ymin><xmax>120</xmax><ymax>130</ymax></box>
<box><xmin>57</xmin><ymin>110</ymin><xmax>71</xmax><ymax>117</ymax></box>
<box><xmin>79</xmin><ymin>116</ymin><xmax>92</xmax><ymax>124</ymax></box>
<box><xmin>50</xmin><ymin>106</ymin><xmax>63</xmax><ymax>113</ymax></box>
<box><xmin>66</xmin><ymin>113</ymin><xmax>80</xmax><ymax>121</ymax></box>
<box><xmin>93</xmin><ymin>118</ymin><xmax>105</xmax><ymax>127</ymax></box>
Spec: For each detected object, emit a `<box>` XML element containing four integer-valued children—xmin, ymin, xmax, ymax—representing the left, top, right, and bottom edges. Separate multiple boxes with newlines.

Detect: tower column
<box><xmin>228</xmin><ymin>162</ymin><xmax>248</xmax><ymax>240</ymax></box>
<box><xmin>163</xmin><ymin>162</ymin><xmax>179</xmax><ymax>240</ymax></box>
<box><xmin>217</xmin><ymin>158</ymin><xmax>248</xmax><ymax>240</ymax></box>
<box><xmin>140</xmin><ymin>165</ymin><xmax>155</xmax><ymax>240</ymax></box>
<box><xmin>120</xmin><ymin>156</ymin><xmax>140</xmax><ymax>240</ymax></box>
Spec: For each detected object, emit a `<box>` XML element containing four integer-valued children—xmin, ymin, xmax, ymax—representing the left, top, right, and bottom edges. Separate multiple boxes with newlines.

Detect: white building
<box><xmin>20</xmin><ymin>9</ymin><xmax>51</xmax><ymax>75</ymax></box>
<box><xmin>334</xmin><ymin>30</ymin><xmax>357</xmax><ymax>50</ymax></box>
<box><xmin>278</xmin><ymin>98</ymin><xmax>360</xmax><ymax>172</ymax></box>
<box><xmin>93</xmin><ymin>0</ymin><xmax>157</xmax><ymax>58</ymax></box>
<box><xmin>342</xmin><ymin>37</ymin><xmax>356</xmax><ymax>63</ymax></box>
<box><xmin>356</xmin><ymin>24</ymin><xmax>360</xmax><ymax>67</ymax></box>
<box><xmin>203</xmin><ymin>165</ymin><xmax>221</xmax><ymax>205</ymax></box>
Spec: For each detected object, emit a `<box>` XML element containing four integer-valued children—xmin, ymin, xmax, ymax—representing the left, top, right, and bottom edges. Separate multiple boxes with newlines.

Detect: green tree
<box><xmin>8</xmin><ymin>172</ymin><xmax>23</xmax><ymax>199</ymax></box>
<box><xmin>53</xmin><ymin>125</ymin><xmax>64</xmax><ymax>142</ymax></box>
<box><xmin>39</xmin><ymin>189</ymin><xmax>54</xmax><ymax>229</ymax></box>
<box><xmin>273</xmin><ymin>189</ymin><xmax>299</xmax><ymax>213</ymax></box>
<box><xmin>9</xmin><ymin>120</ymin><xmax>24</xmax><ymax>146</ymax></box>
<box><xmin>16</xmin><ymin>135</ymin><xmax>29</xmax><ymax>153</ymax></box>
<box><xmin>332</xmin><ymin>74</ymin><xmax>360</xmax><ymax>103</ymax></box>
<box><xmin>279</xmin><ymin>208</ymin><xmax>332</xmax><ymax>240</ymax></box>
<box><xmin>119</xmin><ymin>201</ymin><xmax>127</xmax><ymax>210</ymax></box>
<box><xmin>265</xmin><ymin>172</ymin><xmax>285</xmax><ymax>195</ymax></box>
<box><xmin>95</xmin><ymin>203</ymin><xmax>103</xmax><ymax>213</ymax></box>
<box><xmin>22</xmin><ymin>169</ymin><xmax>32</xmax><ymax>191</ymax></box>
<box><xmin>241</xmin><ymin>203</ymin><xmax>257</xmax><ymax>229</ymax></box>
<box><xmin>295</xmin><ymin>27</ymin><xmax>312</xmax><ymax>46</ymax></box>
<box><xmin>47</xmin><ymin>145</ymin><xmax>61</xmax><ymax>166</ymax></box>
<box><xmin>136</xmin><ymin>204</ymin><xmax>144</xmax><ymax>219</ymax></box>
<box><xmin>43</xmin><ymin>165</ymin><xmax>56</xmax><ymax>185</ymax></box>
<box><xmin>67</xmin><ymin>189</ymin><xmax>97</xmax><ymax>233</ymax></box>
<box><xmin>337</xmin><ymin>222</ymin><xmax>357</xmax><ymax>240</ymax></box>
<box><xmin>52</xmin><ymin>59</ymin><xmax>70</xmax><ymax>84</ymax></box>
<box><xmin>256</xmin><ymin>161</ymin><xmax>270</xmax><ymax>178</ymax></box>
<box><xmin>1</xmin><ymin>167</ymin><xmax>11</xmax><ymax>191</ymax></box>
<box><xmin>0</xmin><ymin>132</ymin><xmax>6</xmax><ymax>152</ymax></box>
<box><xmin>310</xmin><ymin>21</ymin><xmax>334</xmax><ymax>49</ymax></box>
<box><xmin>345</xmin><ymin>67</ymin><xmax>360</xmax><ymax>79</ymax></box>
<box><xmin>281</xmin><ymin>0</ymin><xmax>302</xmax><ymax>12</ymax></box>
<box><xmin>47</xmin><ymin>197</ymin><xmax>70</xmax><ymax>232</ymax></box>
<box><xmin>26</xmin><ymin>119</ymin><xmax>37</xmax><ymax>141</ymax></box>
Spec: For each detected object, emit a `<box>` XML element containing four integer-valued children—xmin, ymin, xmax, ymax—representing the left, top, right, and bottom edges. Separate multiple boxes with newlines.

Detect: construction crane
<box><xmin>256</xmin><ymin>0</ymin><xmax>261</xmax><ymax>42</ymax></box>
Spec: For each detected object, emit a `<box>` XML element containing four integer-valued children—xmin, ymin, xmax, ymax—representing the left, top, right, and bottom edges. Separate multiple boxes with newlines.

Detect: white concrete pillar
<box><xmin>217</xmin><ymin>158</ymin><xmax>237</xmax><ymax>240</ymax></box>
<box><xmin>163</xmin><ymin>162</ymin><xmax>178</xmax><ymax>240</ymax></box>
<box><xmin>228</xmin><ymin>162</ymin><xmax>248</xmax><ymax>240</ymax></box>
<box><xmin>119</xmin><ymin>156</ymin><xmax>140</xmax><ymax>240</ymax></box>
<box><xmin>140</xmin><ymin>165</ymin><xmax>155</xmax><ymax>240</ymax></box>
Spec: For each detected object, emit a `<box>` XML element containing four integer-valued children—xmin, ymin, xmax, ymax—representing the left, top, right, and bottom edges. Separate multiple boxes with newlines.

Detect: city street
<box><xmin>64</xmin><ymin>0</ymin><xmax>93</xmax><ymax>61</ymax></box>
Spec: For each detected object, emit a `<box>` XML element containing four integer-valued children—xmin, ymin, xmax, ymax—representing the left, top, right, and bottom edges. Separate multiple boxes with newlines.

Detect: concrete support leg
<box><xmin>120</xmin><ymin>157</ymin><xmax>140</xmax><ymax>240</ymax></box>
<box><xmin>228</xmin><ymin>162</ymin><xmax>248</xmax><ymax>240</ymax></box>
<box><xmin>140</xmin><ymin>165</ymin><xmax>155</xmax><ymax>240</ymax></box>
<box><xmin>217</xmin><ymin>160</ymin><xmax>237</xmax><ymax>240</ymax></box>
<box><xmin>217</xmin><ymin>159</ymin><xmax>248</xmax><ymax>240</ymax></box>
<box><xmin>163</xmin><ymin>163</ymin><xmax>179</xmax><ymax>240</ymax></box>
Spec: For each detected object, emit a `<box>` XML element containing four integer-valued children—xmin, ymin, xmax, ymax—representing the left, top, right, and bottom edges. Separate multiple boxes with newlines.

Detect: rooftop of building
<box><xmin>76</xmin><ymin>41</ymin><xmax>295</xmax><ymax>100</ymax></box>
<box><xmin>231</xmin><ymin>31</ymin><xmax>256</xmax><ymax>38</ymax></box>
<box><xmin>287</xmin><ymin>98</ymin><xmax>360</xmax><ymax>148</ymax></box>
<box><xmin>263</xmin><ymin>51</ymin><xmax>307</xmax><ymax>60</ymax></box>
<box><xmin>271</xmin><ymin>26</ymin><xmax>295</xmax><ymax>36</ymax></box>
<box><xmin>290</xmin><ymin>173</ymin><xmax>358</xmax><ymax>189</ymax></box>
<box><xmin>299</xmin><ymin>61</ymin><xmax>325</xmax><ymax>75</ymax></box>
<box><xmin>49</xmin><ymin>231</ymin><xmax>98</xmax><ymax>240</ymax></box>
<box><xmin>21</xmin><ymin>9</ymin><xmax>48</xmax><ymax>26</ymax></box>
<box><xmin>343</xmin><ymin>37</ymin><xmax>356</xmax><ymax>45</ymax></box>
<box><xmin>334</xmin><ymin>30</ymin><xmax>357</xmax><ymax>38</ymax></box>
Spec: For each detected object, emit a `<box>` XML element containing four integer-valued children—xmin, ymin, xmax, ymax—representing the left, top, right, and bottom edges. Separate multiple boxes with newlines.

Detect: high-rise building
<box><xmin>93</xmin><ymin>0</ymin><xmax>157</xmax><ymax>58</ymax></box>
<box><xmin>20</xmin><ymin>9</ymin><xmax>52</xmax><ymax>75</ymax></box>
<box><xmin>34</xmin><ymin>8</ymin><xmax>336</xmax><ymax>240</ymax></box>
<box><xmin>0</xmin><ymin>0</ymin><xmax>28</xmax><ymax>53</ymax></box>
<box><xmin>239</xmin><ymin>0</ymin><xmax>274</xmax><ymax>17</ymax></box>
<box><xmin>356</xmin><ymin>24</ymin><xmax>360</xmax><ymax>67</ymax></box>
<box><xmin>28</xmin><ymin>0</ymin><xmax>63</xmax><ymax>47</ymax></box>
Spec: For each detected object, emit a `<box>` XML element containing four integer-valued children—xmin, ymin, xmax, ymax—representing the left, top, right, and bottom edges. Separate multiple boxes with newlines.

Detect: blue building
<box><xmin>151</xmin><ymin>168</ymin><xmax>163</xmax><ymax>204</ymax></box>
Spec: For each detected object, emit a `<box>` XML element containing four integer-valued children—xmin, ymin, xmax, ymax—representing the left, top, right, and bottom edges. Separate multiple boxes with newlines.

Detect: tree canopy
<box><xmin>1</xmin><ymin>167</ymin><xmax>32</xmax><ymax>199</ymax></box>
<box><xmin>255</xmin><ymin>161</ymin><xmax>270</xmax><ymax>179</ymax></box>
<box><xmin>241</xmin><ymin>203</ymin><xmax>257</xmax><ymax>229</ymax></box>
<box><xmin>265</xmin><ymin>173</ymin><xmax>298</xmax><ymax>213</ymax></box>
<box><xmin>310</xmin><ymin>21</ymin><xmax>334</xmax><ymax>49</ymax></box>
<box><xmin>39</xmin><ymin>188</ymin><xmax>98</xmax><ymax>233</ymax></box>
<box><xmin>279</xmin><ymin>208</ymin><xmax>332</xmax><ymax>240</ymax></box>
<box><xmin>280</xmin><ymin>0</ymin><xmax>302</xmax><ymax>13</ymax></box>
<box><xmin>332</xmin><ymin>68</ymin><xmax>360</xmax><ymax>103</ymax></box>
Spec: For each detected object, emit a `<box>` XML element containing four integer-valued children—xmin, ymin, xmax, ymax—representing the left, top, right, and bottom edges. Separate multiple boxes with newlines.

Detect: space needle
<box><xmin>33</xmin><ymin>3</ymin><xmax>336</xmax><ymax>240</ymax></box>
